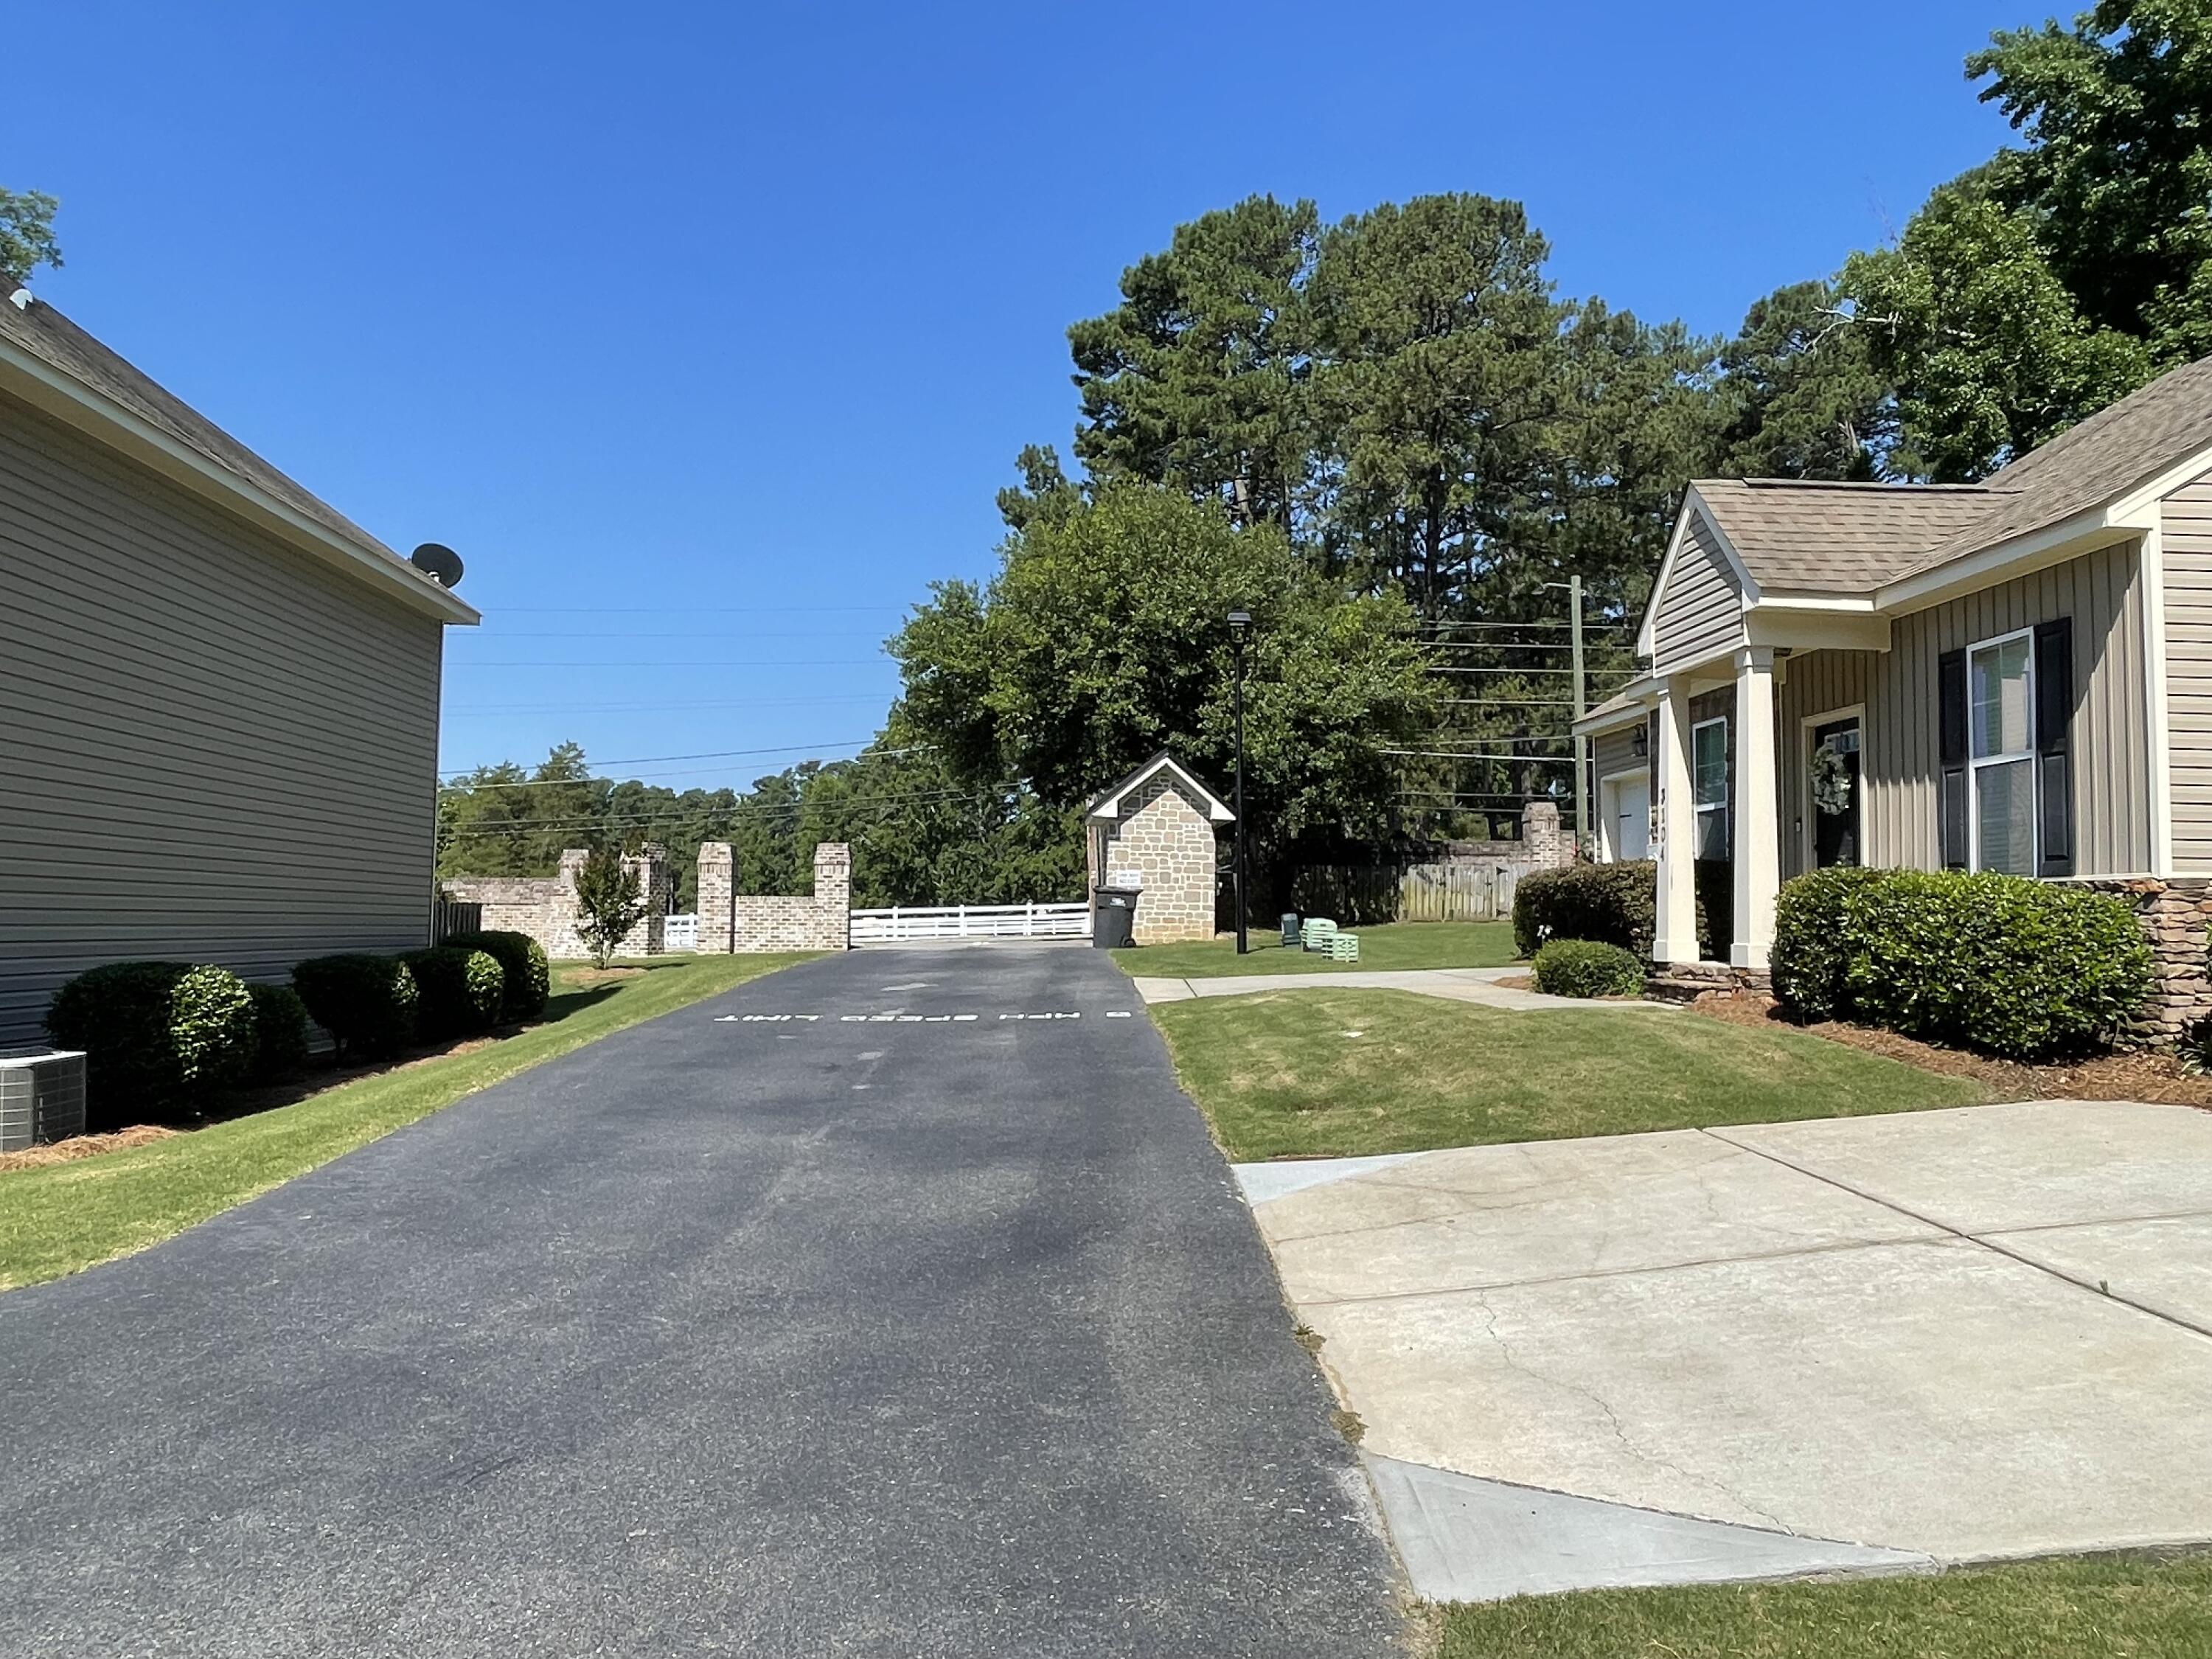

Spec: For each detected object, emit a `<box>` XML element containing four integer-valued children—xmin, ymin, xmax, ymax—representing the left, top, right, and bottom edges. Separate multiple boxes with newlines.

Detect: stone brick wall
<box><xmin>695</xmin><ymin>840</ymin><xmax>852</xmax><ymax>953</ymax></box>
<box><xmin>1096</xmin><ymin>773</ymin><xmax>1219</xmax><ymax>944</ymax></box>
<box><xmin>2067</xmin><ymin>876</ymin><xmax>2212</xmax><ymax>1048</ymax></box>
<box><xmin>443</xmin><ymin>846</ymin><xmax>670</xmax><ymax>961</ymax></box>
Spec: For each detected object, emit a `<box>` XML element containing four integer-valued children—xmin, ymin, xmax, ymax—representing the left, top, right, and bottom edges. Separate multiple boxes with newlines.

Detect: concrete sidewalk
<box><xmin>1238</xmin><ymin>1099</ymin><xmax>2212</xmax><ymax>1601</ymax></box>
<box><xmin>1131</xmin><ymin>964</ymin><xmax>1674</xmax><ymax>1012</ymax></box>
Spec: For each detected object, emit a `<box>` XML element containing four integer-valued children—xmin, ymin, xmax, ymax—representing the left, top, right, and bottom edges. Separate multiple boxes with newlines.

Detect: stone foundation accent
<box><xmin>444</xmin><ymin>846</ymin><xmax>670</xmax><ymax>961</ymax></box>
<box><xmin>693</xmin><ymin>841</ymin><xmax>852</xmax><ymax>953</ymax></box>
<box><xmin>1644</xmin><ymin>961</ymin><xmax>1771</xmax><ymax>1004</ymax></box>
<box><xmin>2065</xmin><ymin>877</ymin><xmax>2212</xmax><ymax>1048</ymax></box>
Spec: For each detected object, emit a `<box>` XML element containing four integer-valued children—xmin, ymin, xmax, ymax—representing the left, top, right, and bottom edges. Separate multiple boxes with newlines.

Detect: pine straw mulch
<box><xmin>1688</xmin><ymin>992</ymin><xmax>2212</xmax><ymax>1107</ymax></box>
<box><xmin>0</xmin><ymin>1124</ymin><xmax>180</xmax><ymax>1174</ymax></box>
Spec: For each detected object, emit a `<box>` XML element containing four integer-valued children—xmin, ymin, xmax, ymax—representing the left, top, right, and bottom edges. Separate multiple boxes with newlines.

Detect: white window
<box><xmin>1969</xmin><ymin>629</ymin><xmax>2037</xmax><ymax>875</ymax></box>
<box><xmin>1691</xmin><ymin>716</ymin><xmax>1728</xmax><ymax>859</ymax></box>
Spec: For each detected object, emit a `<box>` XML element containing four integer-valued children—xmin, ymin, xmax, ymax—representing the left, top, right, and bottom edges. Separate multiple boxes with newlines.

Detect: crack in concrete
<box><xmin>1459</xmin><ymin>1288</ymin><xmax>1795</xmax><ymax>1534</ymax></box>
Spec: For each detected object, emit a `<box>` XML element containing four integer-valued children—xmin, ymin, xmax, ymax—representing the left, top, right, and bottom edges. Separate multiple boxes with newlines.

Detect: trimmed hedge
<box><xmin>443</xmin><ymin>930</ymin><xmax>549</xmax><ymax>1020</ymax></box>
<box><xmin>1531</xmin><ymin>939</ymin><xmax>1646</xmax><ymax>999</ymax></box>
<box><xmin>1770</xmin><ymin>868</ymin><xmax>2149</xmax><ymax>1059</ymax></box>
<box><xmin>1513</xmin><ymin>861</ymin><xmax>1714</xmax><ymax>961</ymax></box>
<box><xmin>45</xmin><ymin>961</ymin><xmax>260</xmax><ymax>1129</ymax></box>
<box><xmin>247</xmin><ymin>984</ymin><xmax>312</xmax><ymax>1084</ymax></box>
<box><xmin>293</xmin><ymin>954</ymin><xmax>420</xmax><ymax>1061</ymax></box>
<box><xmin>402</xmin><ymin>947</ymin><xmax>505</xmax><ymax>1042</ymax></box>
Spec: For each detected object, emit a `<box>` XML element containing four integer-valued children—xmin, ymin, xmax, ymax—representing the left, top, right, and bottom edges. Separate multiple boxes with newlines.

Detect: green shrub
<box><xmin>1531</xmin><ymin>939</ymin><xmax>1647</xmax><ymax>999</ymax></box>
<box><xmin>45</xmin><ymin>961</ymin><xmax>259</xmax><ymax>1129</ymax></box>
<box><xmin>246</xmin><ymin>984</ymin><xmax>312</xmax><ymax>1084</ymax></box>
<box><xmin>442</xmin><ymin>930</ymin><xmax>549</xmax><ymax>1020</ymax></box>
<box><xmin>1512</xmin><ymin>861</ymin><xmax>1712</xmax><ymax>960</ymax></box>
<box><xmin>402</xmin><ymin>947</ymin><xmax>505</xmax><ymax>1041</ymax></box>
<box><xmin>293</xmin><ymin>954</ymin><xmax>420</xmax><ymax>1061</ymax></box>
<box><xmin>1770</xmin><ymin>866</ymin><xmax>1887</xmax><ymax>1020</ymax></box>
<box><xmin>1770</xmin><ymin>868</ymin><xmax>2149</xmax><ymax>1059</ymax></box>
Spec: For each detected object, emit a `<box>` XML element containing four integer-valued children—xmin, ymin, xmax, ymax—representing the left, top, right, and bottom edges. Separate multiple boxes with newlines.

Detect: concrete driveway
<box><xmin>1240</xmin><ymin>1099</ymin><xmax>2212</xmax><ymax>1600</ymax></box>
<box><xmin>0</xmin><ymin>946</ymin><xmax>1402</xmax><ymax>1657</ymax></box>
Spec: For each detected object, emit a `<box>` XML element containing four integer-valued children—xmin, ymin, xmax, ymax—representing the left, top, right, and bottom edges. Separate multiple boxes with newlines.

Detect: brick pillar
<box><xmin>552</xmin><ymin>849</ymin><xmax>589</xmax><ymax>961</ymax></box>
<box><xmin>1522</xmin><ymin>801</ymin><xmax>1569</xmax><ymax>869</ymax></box>
<box><xmin>697</xmin><ymin>842</ymin><xmax>734</xmax><ymax>954</ymax></box>
<box><xmin>813</xmin><ymin>842</ymin><xmax>852</xmax><ymax>951</ymax></box>
<box><xmin>618</xmin><ymin>844</ymin><xmax>671</xmax><ymax>955</ymax></box>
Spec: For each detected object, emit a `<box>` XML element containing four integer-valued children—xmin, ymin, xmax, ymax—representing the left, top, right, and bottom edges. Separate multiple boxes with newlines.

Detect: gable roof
<box><xmin>1672</xmin><ymin>352</ymin><xmax>2212</xmax><ymax>602</ymax></box>
<box><xmin>1085</xmin><ymin>751</ymin><xmax>1236</xmax><ymax>824</ymax></box>
<box><xmin>1690</xmin><ymin>479</ymin><xmax>1996</xmax><ymax>593</ymax></box>
<box><xmin>0</xmin><ymin>289</ymin><xmax>477</xmax><ymax>625</ymax></box>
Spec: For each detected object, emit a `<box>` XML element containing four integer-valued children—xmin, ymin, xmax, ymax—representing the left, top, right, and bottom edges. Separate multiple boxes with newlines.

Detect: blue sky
<box><xmin>8</xmin><ymin>1</ymin><xmax>2025</xmax><ymax>792</ymax></box>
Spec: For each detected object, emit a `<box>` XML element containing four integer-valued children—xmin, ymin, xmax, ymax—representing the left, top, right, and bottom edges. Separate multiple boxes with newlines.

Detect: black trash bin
<box><xmin>1092</xmin><ymin>884</ymin><xmax>1141</xmax><ymax>949</ymax></box>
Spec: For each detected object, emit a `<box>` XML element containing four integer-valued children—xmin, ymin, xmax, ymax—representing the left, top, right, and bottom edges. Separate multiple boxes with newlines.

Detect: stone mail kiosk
<box><xmin>1085</xmin><ymin>754</ymin><xmax>1235</xmax><ymax>945</ymax></box>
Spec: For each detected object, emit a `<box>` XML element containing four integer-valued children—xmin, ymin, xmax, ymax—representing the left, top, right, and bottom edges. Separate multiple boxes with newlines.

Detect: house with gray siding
<box><xmin>0</xmin><ymin>288</ymin><xmax>478</xmax><ymax>1043</ymax></box>
<box><xmin>1575</xmin><ymin>355</ymin><xmax>2212</xmax><ymax>976</ymax></box>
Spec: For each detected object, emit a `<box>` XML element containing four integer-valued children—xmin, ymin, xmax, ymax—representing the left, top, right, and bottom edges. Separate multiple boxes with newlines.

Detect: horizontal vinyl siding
<box><xmin>2163</xmin><ymin>476</ymin><xmax>2212</xmax><ymax>869</ymax></box>
<box><xmin>1781</xmin><ymin>542</ymin><xmax>2149</xmax><ymax>880</ymax></box>
<box><xmin>0</xmin><ymin>394</ymin><xmax>445</xmax><ymax>1042</ymax></box>
<box><xmin>1591</xmin><ymin>725</ymin><xmax>1642</xmax><ymax>787</ymax></box>
<box><xmin>1651</xmin><ymin>509</ymin><xmax>1747</xmax><ymax>675</ymax></box>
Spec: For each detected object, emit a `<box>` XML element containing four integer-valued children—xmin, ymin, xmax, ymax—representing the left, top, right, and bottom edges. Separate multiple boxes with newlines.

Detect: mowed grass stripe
<box><xmin>1152</xmin><ymin>988</ymin><xmax>1991</xmax><ymax>1161</ymax></box>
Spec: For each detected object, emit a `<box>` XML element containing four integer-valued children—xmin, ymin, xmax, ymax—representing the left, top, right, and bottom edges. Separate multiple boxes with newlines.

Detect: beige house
<box><xmin>1577</xmin><ymin>355</ymin><xmax>2212</xmax><ymax>974</ymax></box>
<box><xmin>0</xmin><ymin>288</ymin><xmax>479</xmax><ymax>1043</ymax></box>
<box><xmin>1085</xmin><ymin>753</ymin><xmax>1234</xmax><ymax>944</ymax></box>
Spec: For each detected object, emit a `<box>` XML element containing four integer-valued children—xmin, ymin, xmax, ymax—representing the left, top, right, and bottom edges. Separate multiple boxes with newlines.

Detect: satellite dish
<box><xmin>411</xmin><ymin>542</ymin><xmax>465</xmax><ymax>588</ymax></box>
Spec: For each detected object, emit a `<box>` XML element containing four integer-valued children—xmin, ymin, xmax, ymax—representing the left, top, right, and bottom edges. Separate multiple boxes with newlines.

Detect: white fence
<box><xmin>850</xmin><ymin>902</ymin><xmax>1091</xmax><ymax>944</ymax></box>
<box><xmin>663</xmin><ymin>913</ymin><xmax>699</xmax><ymax>951</ymax></box>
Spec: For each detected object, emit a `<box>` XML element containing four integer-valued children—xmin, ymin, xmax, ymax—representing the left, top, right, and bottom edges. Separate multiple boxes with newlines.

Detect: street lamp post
<box><xmin>1228</xmin><ymin>609</ymin><xmax>1251</xmax><ymax>954</ymax></box>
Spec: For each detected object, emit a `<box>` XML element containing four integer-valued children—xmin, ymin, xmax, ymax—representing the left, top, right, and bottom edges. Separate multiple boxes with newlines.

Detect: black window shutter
<box><xmin>1938</xmin><ymin>648</ymin><xmax>1969</xmax><ymax>869</ymax></box>
<box><xmin>2035</xmin><ymin>618</ymin><xmax>2074</xmax><ymax>876</ymax></box>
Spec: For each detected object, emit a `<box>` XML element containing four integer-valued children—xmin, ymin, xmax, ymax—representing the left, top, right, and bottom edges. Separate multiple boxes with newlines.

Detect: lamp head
<box><xmin>1226</xmin><ymin>608</ymin><xmax>1252</xmax><ymax>644</ymax></box>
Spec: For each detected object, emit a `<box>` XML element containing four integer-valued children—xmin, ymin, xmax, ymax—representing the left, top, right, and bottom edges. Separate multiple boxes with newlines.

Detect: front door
<box><xmin>1809</xmin><ymin>716</ymin><xmax>1862</xmax><ymax>868</ymax></box>
<box><xmin>1610</xmin><ymin>775</ymin><xmax>1649</xmax><ymax>862</ymax></box>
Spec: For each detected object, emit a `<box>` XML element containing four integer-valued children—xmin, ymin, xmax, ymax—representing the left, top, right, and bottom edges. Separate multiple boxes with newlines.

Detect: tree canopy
<box><xmin>0</xmin><ymin>188</ymin><xmax>62</xmax><ymax>289</ymax></box>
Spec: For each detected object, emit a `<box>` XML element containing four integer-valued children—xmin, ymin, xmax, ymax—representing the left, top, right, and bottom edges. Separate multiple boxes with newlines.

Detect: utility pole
<box><xmin>1569</xmin><ymin>574</ymin><xmax>1589</xmax><ymax>859</ymax></box>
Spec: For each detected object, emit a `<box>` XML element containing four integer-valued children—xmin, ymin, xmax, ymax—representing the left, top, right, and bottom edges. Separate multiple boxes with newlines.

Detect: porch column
<box><xmin>1652</xmin><ymin>676</ymin><xmax>1699</xmax><ymax>964</ymax></box>
<box><xmin>1731</xmin><ymin>646</ymin><xmax>1780</xmax><ymax>971</ymax></box>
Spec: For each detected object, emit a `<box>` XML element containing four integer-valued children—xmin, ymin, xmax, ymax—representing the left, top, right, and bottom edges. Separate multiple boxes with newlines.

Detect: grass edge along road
<box><xmin>1152</xmin><ymin>987</ymin><xmax>1991</xmax><ymax>1161</ymax></box>
<box><xmin>1113</xmin><ymin>920</ymin><xmax>1517</xmax><ymax>979</ymax></box>
<box><xmin>0</xmin><ymin>954</ymin><xmax>812</xmax><ymax>1293</ymax></box>
<box><xmin>1438</xmin><ymin>1552</ymin><xmax>2212</xmax><ymax>1658</ymax></box>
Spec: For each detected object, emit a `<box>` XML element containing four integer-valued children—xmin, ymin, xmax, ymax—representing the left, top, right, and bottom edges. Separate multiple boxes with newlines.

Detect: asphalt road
<box><xmin>0</xmin><ymin>945</ymin><xmax>1404</xmax><ymax>1657</ymax></box>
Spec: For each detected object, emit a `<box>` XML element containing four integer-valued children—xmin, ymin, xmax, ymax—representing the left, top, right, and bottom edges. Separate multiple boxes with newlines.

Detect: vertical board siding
<box><xmin>0</xmin><ymin>396</ymin><xmax>445</xmax><ymax>1043</ymax></box>
<box><xmin>1773</xmin><ymin>540</ymin><xmax>2150</xmax><ymax>880</ymax></box>
<box><xmin>1651</xmin><ymin>509</ymin><xmax>1747</xmax><ymax>674</ymax></box>
<box><xmin>2163</xmin><ymin>476</ymin><xmax>2212</xmax><ymax>869</ymax></box>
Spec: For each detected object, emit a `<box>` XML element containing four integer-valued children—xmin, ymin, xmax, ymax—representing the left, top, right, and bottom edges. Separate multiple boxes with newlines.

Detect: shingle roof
<box><xmin>1691</xmin><ymin>479</ymin><xmax>1997</xmax><ymax>593</ymax></box>
<box><xmin>0</xmin><ymin>289</ymin><xmax>413</xmax><ymax>573</ymax></box>
<box><xmin>1681</xmin><ymin>353</ymin><xmax>2212</xmax><ymax>597</ymax></box>
<box><xmin>1904</xmin><ymin>353</ymin><xmax>2212</xmax><ymax>574</ymax></box>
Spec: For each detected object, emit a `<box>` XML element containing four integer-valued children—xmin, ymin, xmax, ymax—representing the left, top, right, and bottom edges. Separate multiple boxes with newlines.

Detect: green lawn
<box><xmin>1152</xmin><ymin>989</ymin><xmax>1989</xmax><ymax>1160</ymax></box>
<box><xmin>1440</xmin><ymin>1555</ymin><xmax>2212</xmax><ymax>1658</ymax></box>
<box><xmin>0</xmin><ymin>953</ymin><xmax>810</xmax><ymax>1292</ymax></box>
<box><xmin>1113</xmin><ymin>920</ymin><xmax>1518</xmax><ymax>978</ymax></box>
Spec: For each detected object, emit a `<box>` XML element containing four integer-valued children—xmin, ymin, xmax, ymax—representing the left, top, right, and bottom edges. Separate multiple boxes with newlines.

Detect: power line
<box><xmin>445</xmin><ymin>695</ymin><xmax>890</xmax><ymax>716</ymax></box>
<box><xmin>439</xmin><ymin>740</ymin><xmax>913</xmax><ymax>787</ymax></box>
<box><xmin>1380</xmin><ymin>750</ymin><xmax>1576</xmax><ymax>762</ymax></box>
<box><xmin>447</xmin><ymin>658</ymin><xmax>894</xmax><ymax>669</ymax></box>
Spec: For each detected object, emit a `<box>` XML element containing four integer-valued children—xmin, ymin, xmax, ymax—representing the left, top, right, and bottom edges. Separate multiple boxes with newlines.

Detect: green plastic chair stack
<box><xmin>1327</xmin><ymin>932</ymin><xmax>1360</xmax><ymax>963</ymax></box>
<box><xmin>1300</xmin><ymin>918</ymin><xmax>1338</xmax><ymax>952</ymax></box>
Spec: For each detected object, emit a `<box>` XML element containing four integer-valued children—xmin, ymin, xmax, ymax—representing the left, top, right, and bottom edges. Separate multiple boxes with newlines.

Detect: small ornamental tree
<box><xmin>574</xmin><ymin>845</ymin><xmax>647</xmax><ymax>968</ymax></box>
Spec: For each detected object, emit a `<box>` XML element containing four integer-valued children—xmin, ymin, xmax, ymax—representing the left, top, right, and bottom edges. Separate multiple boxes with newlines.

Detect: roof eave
<box><xmin>0</xmin><ymin>335</ymin><xmax>480</xmax><ymax>626</ymax></box>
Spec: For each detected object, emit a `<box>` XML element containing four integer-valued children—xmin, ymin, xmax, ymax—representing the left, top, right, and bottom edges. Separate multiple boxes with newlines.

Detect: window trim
<box><xmin>1966</xmin><ymin>625</ymin><xmax>2038</xmax><ymax>874</ymax></box>
<box><xmin>1691</xmin><ymin>714</ymin><xmax>1729</xmax><ymax>860</ymax></box>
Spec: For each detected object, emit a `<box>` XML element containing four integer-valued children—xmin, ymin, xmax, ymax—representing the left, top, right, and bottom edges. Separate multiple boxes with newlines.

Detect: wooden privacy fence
<box><xmin>1290</xmin><ymin>861</ymin><xmax>1527</xmax><ymax>927</ymax></box>
<box><xmin>433</xmin><ymin>897</ymin><xmax>484</xmax><ymax>941</ymax></box>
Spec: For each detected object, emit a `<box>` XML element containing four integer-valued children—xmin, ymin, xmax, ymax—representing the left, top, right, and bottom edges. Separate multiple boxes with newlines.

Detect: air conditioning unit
<box><xmin>0</xmin><ymin>1050</ymin><xmax>88</xmax><ymax>1151</ymax></box>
